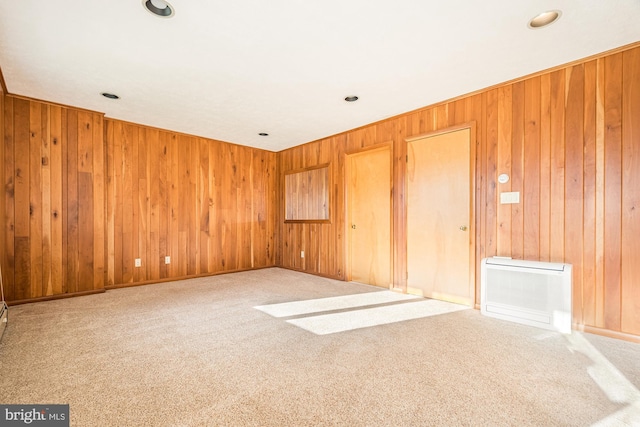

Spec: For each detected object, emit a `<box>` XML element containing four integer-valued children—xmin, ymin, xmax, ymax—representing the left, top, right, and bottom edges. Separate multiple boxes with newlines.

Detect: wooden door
<box><xmin>347</xmin><ymin>146</ymin><xmax>392</xmax><ymax>287</ymax></box>
<box><xmin>407</xmin><ymin>128</ymin><xmax>474</xmax><ymax>305</ymax></box>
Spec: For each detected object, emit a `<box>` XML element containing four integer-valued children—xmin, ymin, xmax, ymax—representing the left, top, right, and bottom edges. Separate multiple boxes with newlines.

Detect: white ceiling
<box><xmin>1</xmin><ymin>1</ymin><xmax>639</xmax><ymax>152</ymax></box>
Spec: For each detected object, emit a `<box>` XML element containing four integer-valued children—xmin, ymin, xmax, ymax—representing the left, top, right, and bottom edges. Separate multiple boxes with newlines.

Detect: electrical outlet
<box><xmin>135</xmin><ymin>258</ymin><xmax>142</xmax><ymax>267</ymax></box>
<box><xmin>165</xmin><ymin>256</ymin><xmax>171</xmax><ymax>264</ymax></box>
<box><xmin>300</xmin><ymin>250</ymin><xmax>305</xmax><ymax>258</ymax></box>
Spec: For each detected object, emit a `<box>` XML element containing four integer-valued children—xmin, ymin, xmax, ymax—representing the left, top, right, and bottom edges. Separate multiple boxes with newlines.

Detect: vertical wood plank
<box><xmin>66</xmin><ymin>109</ymin><xmax>79</xmax><ymax>293</ymax></box>
<box><xmin>29</xmin><ymin>102</ymin><xmax>43</xmax><ymax>298</ymax></box>
<box><xmin>147</xmin><ymin>128</ymin><xmax>160</xmax><ymax>281</ymax></box>
<box><xmin>111</xmin><ymin>121</ymin><xmax>123</xmax><ymax>285</ymax></box>
<box><xmin>170</xmin><ymin>133</ymin><xmax>179</xmax><ymax>277</ymax></box>
<box><xmin>0</xmin><ymin>92</ymin><xmax>4</xmax><ymax>297</ymax></box>
<box><xmin>523</xmin><ymin>77</ymin><xmax>541</xmax><ymax>260</ymax></box>
<box><xmin>511</xmin><ymin>82</ymin><xmax>525</xmax><ymax>259</ymax></box>
<box><xmin>539</xmin><ymin>74</ymin><xmax>552</xmax><ymax>262</ymax></box>
<box><xmin>61</xmin><ymin>108</ymin><xmax>68</xmax><ymax>293</ymax></box>
<box><xmin>135</xmin><ymin>126</ymin><xmax>146</xmax><ymax>282</ymax></box>
<box><xmin>158</xmin><ymin>131</ymin><xmax>169</xmax><ymax>279</ymax></box>
<box><xmin>594</xmin><ymin>58</ymin><xmax>606</xmax><ymax>328</ymax></box>
<box><xmin>549</xmin><ymin>70</ymin><xmax>566</xmax><ymax>263</ymax></box>
<box><xmin>199</xmin><ymin>138</ymin><xmax>210</xmax><ymax>274</ymax></box>
<box><xmin>188</xmin><ymin>137</ymin><xmax>198</xmax><ymax>275</ymax></box>
<box><xmin>583</xmin><ymin>60</ymin><xmax>598</xmax><ymax>326</ymax></box>
<box><xmin>565</xmin><ymin>64</ymin><xmax>585</xmax><ymax>325</ymax></box>
<box><xmin>93</xmin><ymin>114</ymin><xmax>105</xmax><ymax>289</ymax></box>
<box><xmin>77</xmin><ymin>113</ymin><xmax>94</xmax><ymax>291</ymax></box>
<box><xmin>485</xmin><ymin>89</ymin><xmax>498</xmax><ymax>259</ymax></box>
<box><xmin>121</xmin><ymin>122</ymin><xmax>134</xmax><ymax>284</ymax></box>
<box><xmin>496</xmin><ymin>86</ymin><xmax>512</xmax><ymax>256</ymax></box>
<box><xmin>3</xmin><ymin>96</ymin><xmax>16</xmax><ymax>300</ymax></box>
<box><xmin>603</xmin><ymin>53</ymin><xmax>623</xmax><ymax>331</ymax></box>
<box><xmin>178</xmin><ymin>135</ymin><xmax>189</xmax><ymax>276</ymax></box>
<box><xmin>50</xmin><ymin>106</ymin><xmax>63</xmax><ymax>295</ymax></box>
<box><xmin>621</xmin><ymin>48</ymin><xmax>640</xmax><ymax>335</ymax></box>
<box><xmin>41</xmin><ymin>104</ymin><xmax>52</xmax><ymax>296</ymax></box>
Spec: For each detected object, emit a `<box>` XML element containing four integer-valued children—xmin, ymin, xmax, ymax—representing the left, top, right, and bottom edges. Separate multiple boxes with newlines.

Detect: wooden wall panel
<box><xmin>603</xmin><ymin>54</ymin><xmax>623</xmax><ymax>331</ymax></box>
<box><xmin>565</xmin><ymin>64</ymin><xmax>585</xmax><ymax>326</ymax></box>
<box><xmin>276</xmin><ymin>44</ymin><xmax>640</xmax><ymax>340</ymax></box>
<box><xmin>621</xmin><ymin>48</ymin><xmax>640</xmax><ymax>335</ymax></box>
<box><xmin>104</xmin><ymin>119</ymin><xmax>276</xmax><ymax>288</ymax></box>
<box><xmin>2</xmin><ymin>96</ymin><xmax>105</xmax><ymax>302</ymax></box>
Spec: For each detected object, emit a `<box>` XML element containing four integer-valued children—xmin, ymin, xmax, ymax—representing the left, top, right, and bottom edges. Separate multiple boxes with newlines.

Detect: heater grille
<box><xmin>481</xmin><ymin>258</ymin><xmax>572</xmax><ymax>334</ymax></box>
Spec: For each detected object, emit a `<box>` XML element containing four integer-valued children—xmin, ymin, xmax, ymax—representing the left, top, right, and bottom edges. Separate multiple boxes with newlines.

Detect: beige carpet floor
<box><xmin>1</xmin><ymin>268</ymin><xmax>639</xmax><ymax>426</ymax></box>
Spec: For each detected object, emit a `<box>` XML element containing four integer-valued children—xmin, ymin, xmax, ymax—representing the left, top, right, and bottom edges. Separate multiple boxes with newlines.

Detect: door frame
<box><xmin>404</xmin><ymin>123</ymin><xmax>477</xmax><ymax>306</ymax></box>
<box><xmin>344</xmin><ymin>142</ymin><xmax>394</xmax><ymax>287</ymax></box>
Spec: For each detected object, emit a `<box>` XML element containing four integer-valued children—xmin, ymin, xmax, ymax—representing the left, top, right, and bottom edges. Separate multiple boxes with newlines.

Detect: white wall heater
<box><xmin>481</xmin><ymin>257</ymin><xmax>572</xmax><ymax>334</ymax></box>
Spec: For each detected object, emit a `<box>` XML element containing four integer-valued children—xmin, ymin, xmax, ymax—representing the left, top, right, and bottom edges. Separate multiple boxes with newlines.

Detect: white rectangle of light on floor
<box><xmin>254</xmin><ymin>291</ymin><xmax>419</xmax><ymax>318</ymax></box>
<box><xmin>287</xmin><ymin>299</ymin><xmax>469</xmax><ymax>335</ymax></box>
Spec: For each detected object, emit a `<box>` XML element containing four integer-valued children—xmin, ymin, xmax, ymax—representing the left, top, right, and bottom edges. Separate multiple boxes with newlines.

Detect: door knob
<box><xmin>351</xmin><ymin>224</ymin><xmax>356</xmax><ymax>229</ymax></box>
<box><xmin>459</xmin><ymin>225</ymin><xmax>468</xmax><ymax>231</ymax></box>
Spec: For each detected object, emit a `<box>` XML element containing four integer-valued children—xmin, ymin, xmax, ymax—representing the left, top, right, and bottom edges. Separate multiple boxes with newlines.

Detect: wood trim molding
<box><xmin>278</xmin><ymin>266</ymin><xmax>342</xmax><ymax>281</ymax></box>
<box><xmin>7</xmin><ymin>93</ymin><xmax>104</xmax><ymax>116</ymax></box>
<box><xmin>0</xmin><ymin>66</ymin><xmax>7</xmax><ymax>94</ymax></box>
<box><xmin>405</xmin><ymin>122</ymin><xmax>477</xmax><ymax>143</ymax></box>
<box><xmin>574</xmin><ymin>324</ymin><xmax>640</xmax><ymax>344</ymax></box>
<box><xmin>344</xmin><ymin>140</ymin><xmax>393</xmax><ymax>156</ymax></box>
<box><xmin>105</xmin><ymin>266</ymin><xmax>276</xmax><ymax>290</ymax></box>
<box><xmin>104</xmin><ymin>118</ymin><xmax>276</xmax><ymax>153</ymax></box>
<box><xmin>283</xmin><ymin>219</ymin><xmax>331</xmax><ymax>224</ymax></box>
<box><xmin>6</xmin><ymin>289</ymin><xmax>106</xmax><ymax>306</ymax></box>
<box><xmin>283</xmin><ymin>163</ymin><xmax>331</xmax><ymax>175</ymax></box>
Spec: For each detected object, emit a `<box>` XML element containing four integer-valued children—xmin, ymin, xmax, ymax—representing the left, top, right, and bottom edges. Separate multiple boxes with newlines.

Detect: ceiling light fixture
<box><xmin>528</xmin><ymin>10</ymin><xmax>561</xmax><ymax>29</ymax></box>
<box><xmin>101</xmin><ymin>92</ymin><xmax>120</xmax><ymax>99</ymax></box>
<box><xmin>143</xmin><ymin>0</ymin><xmax>174</xmax><ymax>18</ymax></box>
<box><xmin>344</xmin><ymin>96</ymin><xmax>359</xmax><ymax>102</ymax></box>
<box><xmin>258</xmin><ymin>133</ymin><xmax>269</xmax><ymax>136</ymax></box>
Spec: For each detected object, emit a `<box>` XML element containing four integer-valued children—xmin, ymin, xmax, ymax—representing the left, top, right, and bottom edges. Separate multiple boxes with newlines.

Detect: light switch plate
<box><xmin>500</xmin><ymin>191</ymin><xmax>520</xmax><ymax>204</ymax></box>
<box><xmin>165</xmin><ymin>256</ymin><xmax>171</xmax><ymax>264</ymax></box>
<box><xmin>135</xmin><ymin>258</ymin><xmax>142</xmax><ymax>267</ymax></box>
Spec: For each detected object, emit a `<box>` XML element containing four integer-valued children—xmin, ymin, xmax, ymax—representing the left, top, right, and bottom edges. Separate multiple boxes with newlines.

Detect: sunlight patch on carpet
<box><xmin>286</xmin><ymin>299</ymin><xmax>469</xmax><ymax>335</ymax></box>
<box><xmin>254</xmin><ymin>290</ymin><xmax>419</xmax><ymax>318</ymax></box>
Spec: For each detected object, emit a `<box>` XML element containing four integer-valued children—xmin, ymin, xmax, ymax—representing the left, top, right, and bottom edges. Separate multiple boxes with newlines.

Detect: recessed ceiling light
<box><xmin>528</xmin><ymin>10</ymin><xmax>561</xmax><ymax>29</ymax></box>
<box><xmin>101</xmin><ymin>92</ymin><xmax>120</xmax><ymax>99</ymax></box>
<box><xmin>258</xmin><ymin>133</ymin><xmax>269</xmax><ymax>136</ymax></box>
<box><xmin>143</xmin><ymin>0</ymin><xmax>174</xmax><ymax>18</ymax></box>
<box><xmin>344</xmin><ymin>96</ymin><xmax>359</xmax><ymax>102</ymax></box>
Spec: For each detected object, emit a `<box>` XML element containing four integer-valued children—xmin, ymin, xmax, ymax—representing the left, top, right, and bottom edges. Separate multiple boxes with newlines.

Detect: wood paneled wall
<box><xmin>105</xmin><ymin>120</ymin><xmax>276</xmax><ymax>287</ymax></box>
<box><xmin>2</xmin><ymin>96</ymin><xmax>106</xmax><ymax>302</ymax></box>
<box><xmin>277</xmin><ymin>44</ymin><xmax>640</xmax><ymax>339</ymax></box>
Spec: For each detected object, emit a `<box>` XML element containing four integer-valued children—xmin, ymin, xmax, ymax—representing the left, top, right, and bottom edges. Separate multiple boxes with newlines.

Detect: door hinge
<box><xmin>406</xmin><ymin>155</ymin><xmax>408</xmax><ymax>162</ymax></box>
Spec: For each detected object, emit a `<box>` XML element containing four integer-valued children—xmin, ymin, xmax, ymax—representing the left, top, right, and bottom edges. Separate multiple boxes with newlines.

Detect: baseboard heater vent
<box><xmin>481</xmin><ymin>257</ymin><xmax>572</xmax><ymax>334</ymax></box>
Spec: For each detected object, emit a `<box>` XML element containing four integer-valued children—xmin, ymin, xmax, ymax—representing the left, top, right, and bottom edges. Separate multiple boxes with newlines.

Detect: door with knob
<box><xmin>347</xmin><ymin>146</ymin><xmax>392</xmax><ymax>287</ymax></box>
<box><xmin>406</xmin><ymin>127</ymin><xmax>475</xmax><ymax>306</ymax></box>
